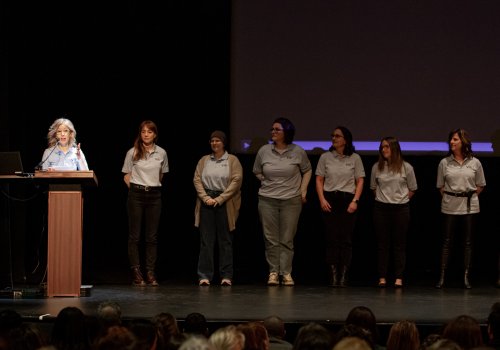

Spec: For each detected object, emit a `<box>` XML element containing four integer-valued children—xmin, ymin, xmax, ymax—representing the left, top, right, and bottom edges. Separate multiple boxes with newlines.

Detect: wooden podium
<box><xmin>34</xmin><ymin>171</ymin><xmax>98</xmax><ymax>297</ymax></box>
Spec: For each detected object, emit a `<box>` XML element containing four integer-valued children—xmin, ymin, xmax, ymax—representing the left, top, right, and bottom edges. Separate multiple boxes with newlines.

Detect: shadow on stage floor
<box><xmin>1</xmin><ymin>281</ymin><xmax>500</xmax><ymax>342</ymax></box>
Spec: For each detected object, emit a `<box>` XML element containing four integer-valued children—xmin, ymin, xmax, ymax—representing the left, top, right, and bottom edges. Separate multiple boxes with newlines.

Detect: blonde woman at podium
<box><xmin>122</xmin><ymin>120</ymin><xmax>169</xmax><ymax>287</ymax></box>
<box><xmin>39</xmin><ymin>118</ymin><xmax>89</xmax><ymax>171</ymax></box>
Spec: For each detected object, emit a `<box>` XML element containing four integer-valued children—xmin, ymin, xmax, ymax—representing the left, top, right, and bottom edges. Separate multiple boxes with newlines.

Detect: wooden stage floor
<box><xmin>1</xmin><ymin>282</ymin><xmax>499</xmax><ymax>330</ymax></box>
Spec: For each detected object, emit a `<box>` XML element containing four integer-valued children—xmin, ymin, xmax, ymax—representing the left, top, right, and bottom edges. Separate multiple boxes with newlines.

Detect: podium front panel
<box><xmin>47</xmin><ymin>190</ymin><xmax>83</xmax><ymax>297</ymax></box>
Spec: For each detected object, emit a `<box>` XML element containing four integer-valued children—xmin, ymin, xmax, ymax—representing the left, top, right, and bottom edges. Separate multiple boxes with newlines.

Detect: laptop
<box><xmin>0</xmin><ymin>151</ymin><xmax>24</xmax><ymax>175</ymax></box>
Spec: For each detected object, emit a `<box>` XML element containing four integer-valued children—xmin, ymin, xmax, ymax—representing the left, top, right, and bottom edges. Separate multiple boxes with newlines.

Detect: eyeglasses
<box><xmin>270</xmin><ymin>128</ymin><xmax>283</xmax><ymax>132</ymax></box>
<box><xmin>56</xmin><ymin>129</ymin><xmax>70</xmax><ymax>135</ymax></box>
<box><xmin>331</xmin><ymin>134</ymin><xmax>344</xmax><ymax>138</ymax></box>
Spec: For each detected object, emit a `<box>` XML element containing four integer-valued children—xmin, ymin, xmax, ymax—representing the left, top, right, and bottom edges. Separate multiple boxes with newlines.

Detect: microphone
<box><xmin>35</xmin><ymin>141</ymin><xmax>59</xmax><ymax>170</ymax></box>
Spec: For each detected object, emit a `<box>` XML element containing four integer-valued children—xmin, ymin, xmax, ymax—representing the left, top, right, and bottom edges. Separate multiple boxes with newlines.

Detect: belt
<box><xmin>444</xmin><ymin>190</ymin><xmax>475</xmax><ymax>212</ymax></box>
<box><xmin>205</xmin><ymin>188</ymin><xmax>223</xmax><ymax>198</ymax></box>
<box><xmin>130</xmin><ymin>183</ymin><xmax>161</xmax><ymax>192</ymax></box>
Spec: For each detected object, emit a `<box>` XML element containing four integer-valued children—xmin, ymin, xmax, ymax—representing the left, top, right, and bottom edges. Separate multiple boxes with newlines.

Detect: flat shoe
<box><xmin>221</xmin><ymin>279</ymin><xmax>232</xmax><ymax>286</ymax></box>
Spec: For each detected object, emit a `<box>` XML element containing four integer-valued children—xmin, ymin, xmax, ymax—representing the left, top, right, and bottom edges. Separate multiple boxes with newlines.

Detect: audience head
<box><xmin>292</xmin><ymin>322</ymin><xmax>334</xmax><ymax>350</ymax></box>
<box><xmin>488</xmin><ymin>302</ymin><xmax>500</xmax><ymax>342</ymax></box>
<box><xmin>94</xmin><ymin>325</ymin><xmax>137</xmax><ymax>350</ymax></box>
<box><xmin>345</xmin><ymin>306</ymin><xmax>379</xmax><ymax>344</ymax></box>
<box><xmin>333</xmin><ymin>336</ymin><xmax>371</xmax><ymax>350</ymax></box>
<box><xmin>263</xmin><ymin>315</ymin><xmax>287</xmax><ymax>340</ymax></box>
<box><xmin>51</xmin><ymin>306</ymin><xmax>90</xmax><ymax>350</ymax></box>
<box><xmin>180</xmin><ymin>334</ymin><xmax>215</xmax><ymax>350</ymax></box>
<box><xmin>386</xmin><ymin>320</ymin><xmax>420</xmax><ymax>350</ymax></box>
<box><xmin>209</xmin><ymin>325</ymin><xmax>245</xmax><ymax>350</ymax></box>
<box><xmin>420</xmin><ymin>333</ymin><xmax>442</xmax><ymax>349</ymax></box>
<box><xmin>97</xmin><ymin>301</ymin><xmax>122</xmax><ymax>329</ymax></box>
<box><xmin>443</xmin><ymin>314</ymin><xmax>483</xmax><ymax>349</ymax></box>
<box><xmin>249</xmin><ymin>322</ymin><xmax>269</xmax><ymax>350</ymax></box>
<box><xmin>427</xmin><ymin>338</ymin><xmax>462</xmax><ymax>350</ymax></box>
<box><xmin>334</xmin><ymin>324</ymin><xmax>375</xmax><ymax>350</ymax></box>
<box><xmin>153</xmin><ymin>312</ymin><xmax>180</xmax><ymax>347</ymax></box>
<box><xmin>184</xmin><ymin>313</ymin><xmax>209</xmax><ymax>337</ymax></box>
<box><xmin>126</xmin><ymin>318</ymin><xmax>159</xmax><ymax>350</ymax></box>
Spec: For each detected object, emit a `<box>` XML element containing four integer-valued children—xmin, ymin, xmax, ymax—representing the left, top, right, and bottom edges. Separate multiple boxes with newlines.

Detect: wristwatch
<box><xmin>352</xmin><ymin>199</ymin><xmax>359</xmax><ymax>203</ymax></box>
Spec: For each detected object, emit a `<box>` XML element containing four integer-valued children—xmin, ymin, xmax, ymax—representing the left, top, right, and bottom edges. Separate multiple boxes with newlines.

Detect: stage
<box><xmin>1</xmin><ymin>282</ymin><xmax>499</xmax><ymax>342</ymax></box>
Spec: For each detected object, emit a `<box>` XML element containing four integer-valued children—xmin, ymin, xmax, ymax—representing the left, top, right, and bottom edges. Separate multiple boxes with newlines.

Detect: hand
<box><xmin>347</xmin><ymin>201</ymin><xmax>357</xmax><ymax>214</ymax></box>
<box><xmin>76</xmin><ymin>143</ymin><xmax>81</xmax><ymax>159</ymax></box>
<box><xmin>205</xmin><ymin>198</ymin><xmax>218</xmax><ymax>207</ymax></box>
<box><xmin>320</xmin><ymin>199</ymin><xmax>331</xmax><ymax>212</ymax></box>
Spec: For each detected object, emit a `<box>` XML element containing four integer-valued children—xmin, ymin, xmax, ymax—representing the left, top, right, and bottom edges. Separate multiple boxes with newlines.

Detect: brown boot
<box><xmin>146</xmin><ymin>271</ymin><xmax>159</xmax><ymax>286</ymax></box>
<box><xmin>131</xmin><ymin>267</ymin><xmax>146</xmax><ymax>286</ymax></box>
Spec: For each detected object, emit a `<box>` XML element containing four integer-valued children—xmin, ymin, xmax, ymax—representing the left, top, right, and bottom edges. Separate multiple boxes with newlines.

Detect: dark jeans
<box><xmin>373</xmin><ymin>201</ymin><xmax>410</xmax><ymax>279</ymax></box>
<box><xmin>198</xmin><ymin>202</ymin><xmax>233</xmax><ymax>280</ymax></box>
<box><xmin>127</xmin><ymin>188</ymin><xmax>162</xmax><ymax>272</ymax></box>
<box><xmin>322</xmin><ymin>191</ymin><xmax>356</xmax><ymax>267</ymax></box>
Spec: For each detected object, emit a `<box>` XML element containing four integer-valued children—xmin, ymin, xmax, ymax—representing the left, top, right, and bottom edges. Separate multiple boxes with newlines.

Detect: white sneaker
<box><xmin>282</xmin><ymin>274</ymin><xmax>295</xmax><ymax>286</ymax></box>
<box><xmin>267</xmin><ymin>272</ymin><xmax>279</xmax><ymax>286</ymax></box>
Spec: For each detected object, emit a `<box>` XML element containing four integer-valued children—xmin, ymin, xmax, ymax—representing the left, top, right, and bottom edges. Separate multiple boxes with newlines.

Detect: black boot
<box><xmin>464</xmin><ymin>232</ymin><xmax>472</xmax><ymax>289</ymax></box>
<box><xmin>339</xmin><ymin>266</ymin><xmax>348</xmax><ymax>288</ymax></box>
<box><xmin>329</xmin><ymin>265</ymin><xmax>338</xmax><ymax>287</ymax></box>
<box><xmin>435</xmin><ymin>236</ymin><xmax>450</xmax><ymax>289</ymax></box>
<box><xmin>464</xmin><ymin>269</ymin><xmax>472</xmax><ymax>289</ymax></box>
<box><xmin>435</xmin><ymin>270</ymin><xmax>445</xmax><ymax>289</ymax></box>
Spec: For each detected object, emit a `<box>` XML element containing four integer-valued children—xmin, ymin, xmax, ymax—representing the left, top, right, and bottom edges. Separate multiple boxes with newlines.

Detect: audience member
<box><xmin>442</xmin><ymin>314</ymin><xmax>484</xmax><ymax>349</ymax></box>
<box><xmin>236</xmin><ymin>323</ymin><xmax>259</xmax><ymax>350</ymax></box>
<box><xmin>154</xmin><ymin>312</ymin><xmax>181</xmax><ymax>349</ymax></box>
<box><xmin>386</xmin><ymin>320</ymin><xmax>420</xmax><ymax>350</ymax></box>
<box><xmin>126</xmin><ymin>318</ymin><xmax>159</xmax><ymax>350</ymax></box>
<box><xmin>180</xmin><ymin>335</ymin><xmax>215</xmax><ymax>350</ymax></box>
<box><xmin>94</xmin><ymin>325</ymin><xmax>137</xmax><ymax>350</ymax></box>
<box><xmin>263</xmin><ymin>315</ymin><xmax>293</xmax><ymax>350</ymax></box>
<box><xmin>292</xmin><ymin>322</ymin><xmax>334</xmax><ymax>350</ymax></box>
<box><xmin>334</xmin><ymin>324</ymin><xmax>375</xmax><ymax>350</ymax></box>
<box><xmin>487</xmin><ymin>302</ymin><xmax>500</xmax><ymax>349</ymax></box>
<box><xmin>209</xmin><ymin>325</ymin><xmax>245</xmax><ymax>350</ymax></box>
<box><xmin>96</xmin><ymin>301</ymin><xmax>122</xmax><ymax>331</ymax></box>
<box><xmin>344</xmin><ymin>306</ymin><xmax>383</xmax><ymax>350</ymax></box>
<box><xmin>333</xmin><ymin>336</ymin><xmax>372</xmax><ymax>350</ymax></box>
<box><xmin>420</xmin><ymin>334</ymin><xmax>442</xmax><ymax>350</ymax></box>
<box><xmin>427</xmin><ymin>339</ymin><xmax>462</xmax><ymax>350</ymax></box>
<box><xmin>50</xmin><ymin>306</ymin><xmax>91</xmax><ymax>350</ymax></box>
<box><xmin>183</xmin><ymin>313</ymin><xmax>209</xmax><ymax>338</ymax></box>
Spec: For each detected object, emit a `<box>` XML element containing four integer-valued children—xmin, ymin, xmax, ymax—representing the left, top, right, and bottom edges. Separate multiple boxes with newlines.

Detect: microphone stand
<box><xmin>35</xmin><ymin>142</ymin><xmax>59</xmax><ymax>171</ymax></box>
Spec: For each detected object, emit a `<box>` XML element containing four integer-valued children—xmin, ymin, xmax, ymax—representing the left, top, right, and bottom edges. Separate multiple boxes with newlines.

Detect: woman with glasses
<box><xmin>435</xmin><ymin>128</ymin><xmax>485</xmax><ymax>289</ymax></box>
<box><xmin>315</xmin><ymin>126</ymin><xmax>365</xmax><ymax>287</ymax></box>
<box><xmin>40</xmin><ymin>117</ymin><xmax>89</xmax><ymax>171</ymax></box>
<box><xmin>253</xmin><ymin>117</ymin><xmax>312</xmax><ymax>286</ymax></box>
<box><xmin>370</xmin><ymin>137</ymin><xmax>417</xmax><ymax>288</ymax></box>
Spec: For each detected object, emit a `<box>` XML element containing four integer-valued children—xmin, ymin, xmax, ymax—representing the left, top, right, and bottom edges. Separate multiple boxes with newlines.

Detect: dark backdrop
<box><xmin>1</xmin><ymin>1</ymin><xmax>499</xmax><ymax>288</ymax></box>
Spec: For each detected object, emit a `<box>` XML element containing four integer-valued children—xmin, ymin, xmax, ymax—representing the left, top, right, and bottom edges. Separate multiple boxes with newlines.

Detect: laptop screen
<box><xmin>0</xmin><ymin>151</ymin><xmax>24</xmax><ymax>175</ymax></box>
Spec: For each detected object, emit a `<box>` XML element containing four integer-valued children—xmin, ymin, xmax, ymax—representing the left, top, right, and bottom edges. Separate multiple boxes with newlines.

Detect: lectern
<box><xmin>34</xmin><ymin>171</ymin><xmax>98</xmax><ymax>297</ymax></box>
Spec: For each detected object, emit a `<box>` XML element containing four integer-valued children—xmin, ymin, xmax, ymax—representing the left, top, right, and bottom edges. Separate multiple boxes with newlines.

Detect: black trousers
<box><xmin>373</xmin><ymin>201</ymin><xmax>410</xmax><ymax>279</ymax></box>
<box><xmin>322</xmin><ymin>191</ymin><xmax>356</xmax><ymax>267</ymax></box>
